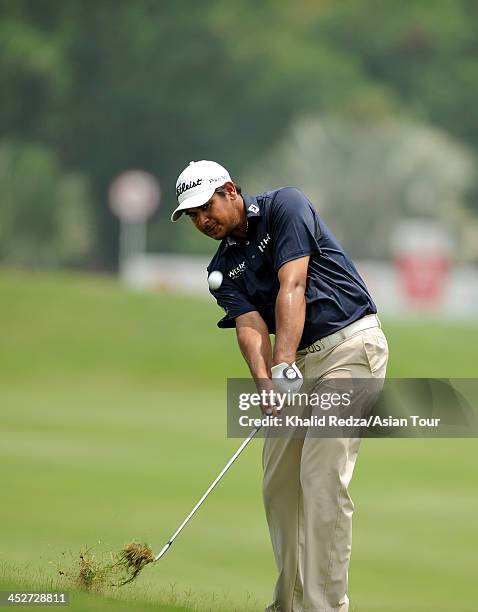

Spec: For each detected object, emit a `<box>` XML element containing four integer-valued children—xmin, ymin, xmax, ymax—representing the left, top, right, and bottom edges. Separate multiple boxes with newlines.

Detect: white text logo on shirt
<box><xmin>258</xmin><ymin>233</ymin><xmax>271</xmax><ymax>253</ymax></box>
<box><xmin>228</xmin><ymin>261</ymin><xmax>246</xmax><ymax>279</ymax></box>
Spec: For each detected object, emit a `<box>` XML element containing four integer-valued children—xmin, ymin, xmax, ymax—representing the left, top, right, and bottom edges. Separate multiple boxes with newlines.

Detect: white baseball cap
<box><xmin>171</xmin><ymin>160</ymin><xmax>232</xmax><ymax>222</ymax></box>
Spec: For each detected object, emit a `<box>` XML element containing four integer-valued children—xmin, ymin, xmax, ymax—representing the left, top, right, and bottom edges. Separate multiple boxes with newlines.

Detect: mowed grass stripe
<box><xmin>1</xmin><ymin>268</ymin><xmax>477</xmax><ymax>611</ymax></box>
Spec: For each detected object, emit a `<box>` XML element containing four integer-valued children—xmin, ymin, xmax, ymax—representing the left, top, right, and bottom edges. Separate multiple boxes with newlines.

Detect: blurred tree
<box><xmin>315</xmin><ymin>0</ymin><xmax>478</xmax><ymax>207</ymax></box>
<box><xmin>0</xmin><ymin>0</ymin><xmax>477</xmax><ymax>265</ymax></box>
<box><xmin>244</xmin><ymin>115</ymin><xmax>476</xmax><ymax>260</ymax></box>
<box><xmin>315</xmin><ymin>0</ymin><xmax>478</xmax><ymax>141</ymax></box>
<box><xmin>0</xmin><ymin>0</ymin><xmax>70</xmax><ymax>138</ymax></box>
<box><xmin>0</xmin><ymin>140</ymin><xmax>93</xmax><ymax>266</ymax></box>
<box><xmin>0</xmin><ymin>0</ymin><xmax>380</xmax><ymax>264</ymax></box>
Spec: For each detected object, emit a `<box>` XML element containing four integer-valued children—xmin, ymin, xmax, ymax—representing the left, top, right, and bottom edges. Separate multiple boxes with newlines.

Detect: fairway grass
<box><xmin>1</xmin><ymin>268</ymin><xmax>477</xmax><ymax>611</ymax></box>
<box><xmin>0</xmin><ymin>573</ymin><xmax>202</xmax><ymax>612</ymax></box>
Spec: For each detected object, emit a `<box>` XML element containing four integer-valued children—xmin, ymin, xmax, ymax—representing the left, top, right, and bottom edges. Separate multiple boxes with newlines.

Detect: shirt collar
<box><xmin>223</xmin><ymin>193</ymin><xmax>261</xmax><ymax>248</ymax></box>
<box><xmin>243</xmin><ymin>193</ymin><xmax>262</xmax><ymax>219</ymax></box>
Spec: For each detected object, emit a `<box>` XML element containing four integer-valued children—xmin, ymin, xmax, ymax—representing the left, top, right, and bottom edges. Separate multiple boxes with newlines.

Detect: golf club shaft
<box><xmin>154</xmin><ymin>425</ymin><xmax>261</xmax><ymax>561</ymax></box>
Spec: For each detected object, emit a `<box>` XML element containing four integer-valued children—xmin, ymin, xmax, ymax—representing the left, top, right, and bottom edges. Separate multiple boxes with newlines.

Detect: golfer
<box><xmin>171</xmin><ymin>160</ymin><xmax>388</xmax><ymax>612</ymax></box>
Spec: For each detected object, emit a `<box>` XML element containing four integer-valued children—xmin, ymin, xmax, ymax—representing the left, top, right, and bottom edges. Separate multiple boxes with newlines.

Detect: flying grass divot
<box><xmin>114</xmin><ymin>541</ymin><xmax>155</xmax><ymax>585</ymax></box>
<box><xmin>58</xmin><ymin>549</ymin><xmax>114</xmax><ymax>590</ymax></box>
<box><xmin>58</xmin><ymin>542</ymin><xmax>155</xmax><ymax>590</ymax></box>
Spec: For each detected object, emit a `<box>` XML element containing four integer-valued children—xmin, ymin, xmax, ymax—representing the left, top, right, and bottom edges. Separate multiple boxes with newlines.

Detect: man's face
<box><xmin>184</xmin><ymin>184</ymin><xmax>241</xmax><ymax>240</ymax></box>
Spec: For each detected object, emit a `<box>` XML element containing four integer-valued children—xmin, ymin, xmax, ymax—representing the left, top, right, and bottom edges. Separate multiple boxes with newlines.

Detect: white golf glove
<box><xmin>271</xmin><ymin>361</ymin><xmax>303</xmax><ymax>394</ymax></box>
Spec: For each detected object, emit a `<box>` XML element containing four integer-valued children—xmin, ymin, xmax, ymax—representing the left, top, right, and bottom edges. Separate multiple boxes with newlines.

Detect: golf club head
<box><xmin>154</xmin><ymin>541</ymin><xmax>172</xmax><ymax>562</ymax></box>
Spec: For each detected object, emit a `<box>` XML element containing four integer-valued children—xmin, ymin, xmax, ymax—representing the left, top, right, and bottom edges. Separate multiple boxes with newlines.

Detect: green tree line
<box><xmin>1</xmin><ymin>0</ymin><xmax>477</xmax><ymax>266</ymax></box>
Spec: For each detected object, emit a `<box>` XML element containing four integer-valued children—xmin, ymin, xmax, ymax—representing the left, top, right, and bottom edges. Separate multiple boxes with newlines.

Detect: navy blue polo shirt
<box><xmin>207</xmin><ymin>187</ymin><xmax>376</xmax><ymax>350</ymax></box>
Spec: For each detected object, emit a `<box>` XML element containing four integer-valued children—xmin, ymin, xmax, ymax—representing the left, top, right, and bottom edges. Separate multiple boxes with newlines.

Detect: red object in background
<box><xmin>395</xmin><ymin>253</ymin><xmax>450</xmax><ymax>304</ymax></box>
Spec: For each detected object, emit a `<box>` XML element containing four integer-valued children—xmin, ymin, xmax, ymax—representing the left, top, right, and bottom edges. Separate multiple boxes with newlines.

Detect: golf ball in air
<box><xmin>208</xmin><ymin>270</ymin><xmax>223</xmax><ymax>290</ymax></box>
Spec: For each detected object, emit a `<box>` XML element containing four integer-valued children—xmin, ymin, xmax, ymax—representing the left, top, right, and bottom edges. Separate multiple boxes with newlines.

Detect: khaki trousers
<box><xmin>263</xmin><ymin>326</ymin><xmax>388</xmax><ymax>612</ymax></box>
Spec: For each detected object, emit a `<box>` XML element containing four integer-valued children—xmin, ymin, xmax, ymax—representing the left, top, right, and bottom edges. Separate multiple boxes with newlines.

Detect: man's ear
<box><xmin>224</xmin><ymin>181</ymin><xmax>238</xmax><ymax>198</ymax></box>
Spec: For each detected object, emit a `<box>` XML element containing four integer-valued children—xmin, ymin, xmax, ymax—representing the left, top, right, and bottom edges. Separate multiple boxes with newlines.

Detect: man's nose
<box><xmin>197</xmin><ymin>210</ymin><xmax>210</xmax><ymax>229</ymax></box>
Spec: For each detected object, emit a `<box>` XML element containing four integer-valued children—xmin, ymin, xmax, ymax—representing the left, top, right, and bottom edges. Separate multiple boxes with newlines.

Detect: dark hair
<box><xmin>214</xmin><ymin>181</ymin><xmax>242</xmax><ymax>196</ymax></box>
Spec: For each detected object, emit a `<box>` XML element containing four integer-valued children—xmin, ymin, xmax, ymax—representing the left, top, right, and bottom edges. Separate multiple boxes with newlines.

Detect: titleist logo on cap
<box><xmin>176</xmin><ymin>178</ymin><xmax>202</xmax><ymax>198</ymax></box>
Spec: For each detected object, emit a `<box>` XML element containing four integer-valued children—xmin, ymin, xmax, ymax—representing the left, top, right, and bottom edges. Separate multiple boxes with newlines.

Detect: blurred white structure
<box><xmin>108</xmin><ymin>170</ymin><xmax>160</xmax><ymax>271</ymax></box>
<box><xmin>121</xmin><ymin>254</ymin><xmax>478</xmax><ymax>318</ymax></box>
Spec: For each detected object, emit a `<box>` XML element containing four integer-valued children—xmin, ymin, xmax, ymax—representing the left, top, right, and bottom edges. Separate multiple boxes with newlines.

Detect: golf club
<box><xmin>154</xmin><ymin>424</ymin><xmax>261</xmax><ymax>562</ymax></box>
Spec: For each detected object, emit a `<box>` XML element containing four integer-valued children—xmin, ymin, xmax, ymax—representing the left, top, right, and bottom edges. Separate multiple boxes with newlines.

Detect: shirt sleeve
<box><xmin>269</xmin><ymin>187</ymin><xmax>321</xmax><ymax>270</ymax></box>
<box><xmin>209</xmin><ymin>276</ymin><xmax>258</xmax><ymax>328</ymax></box>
